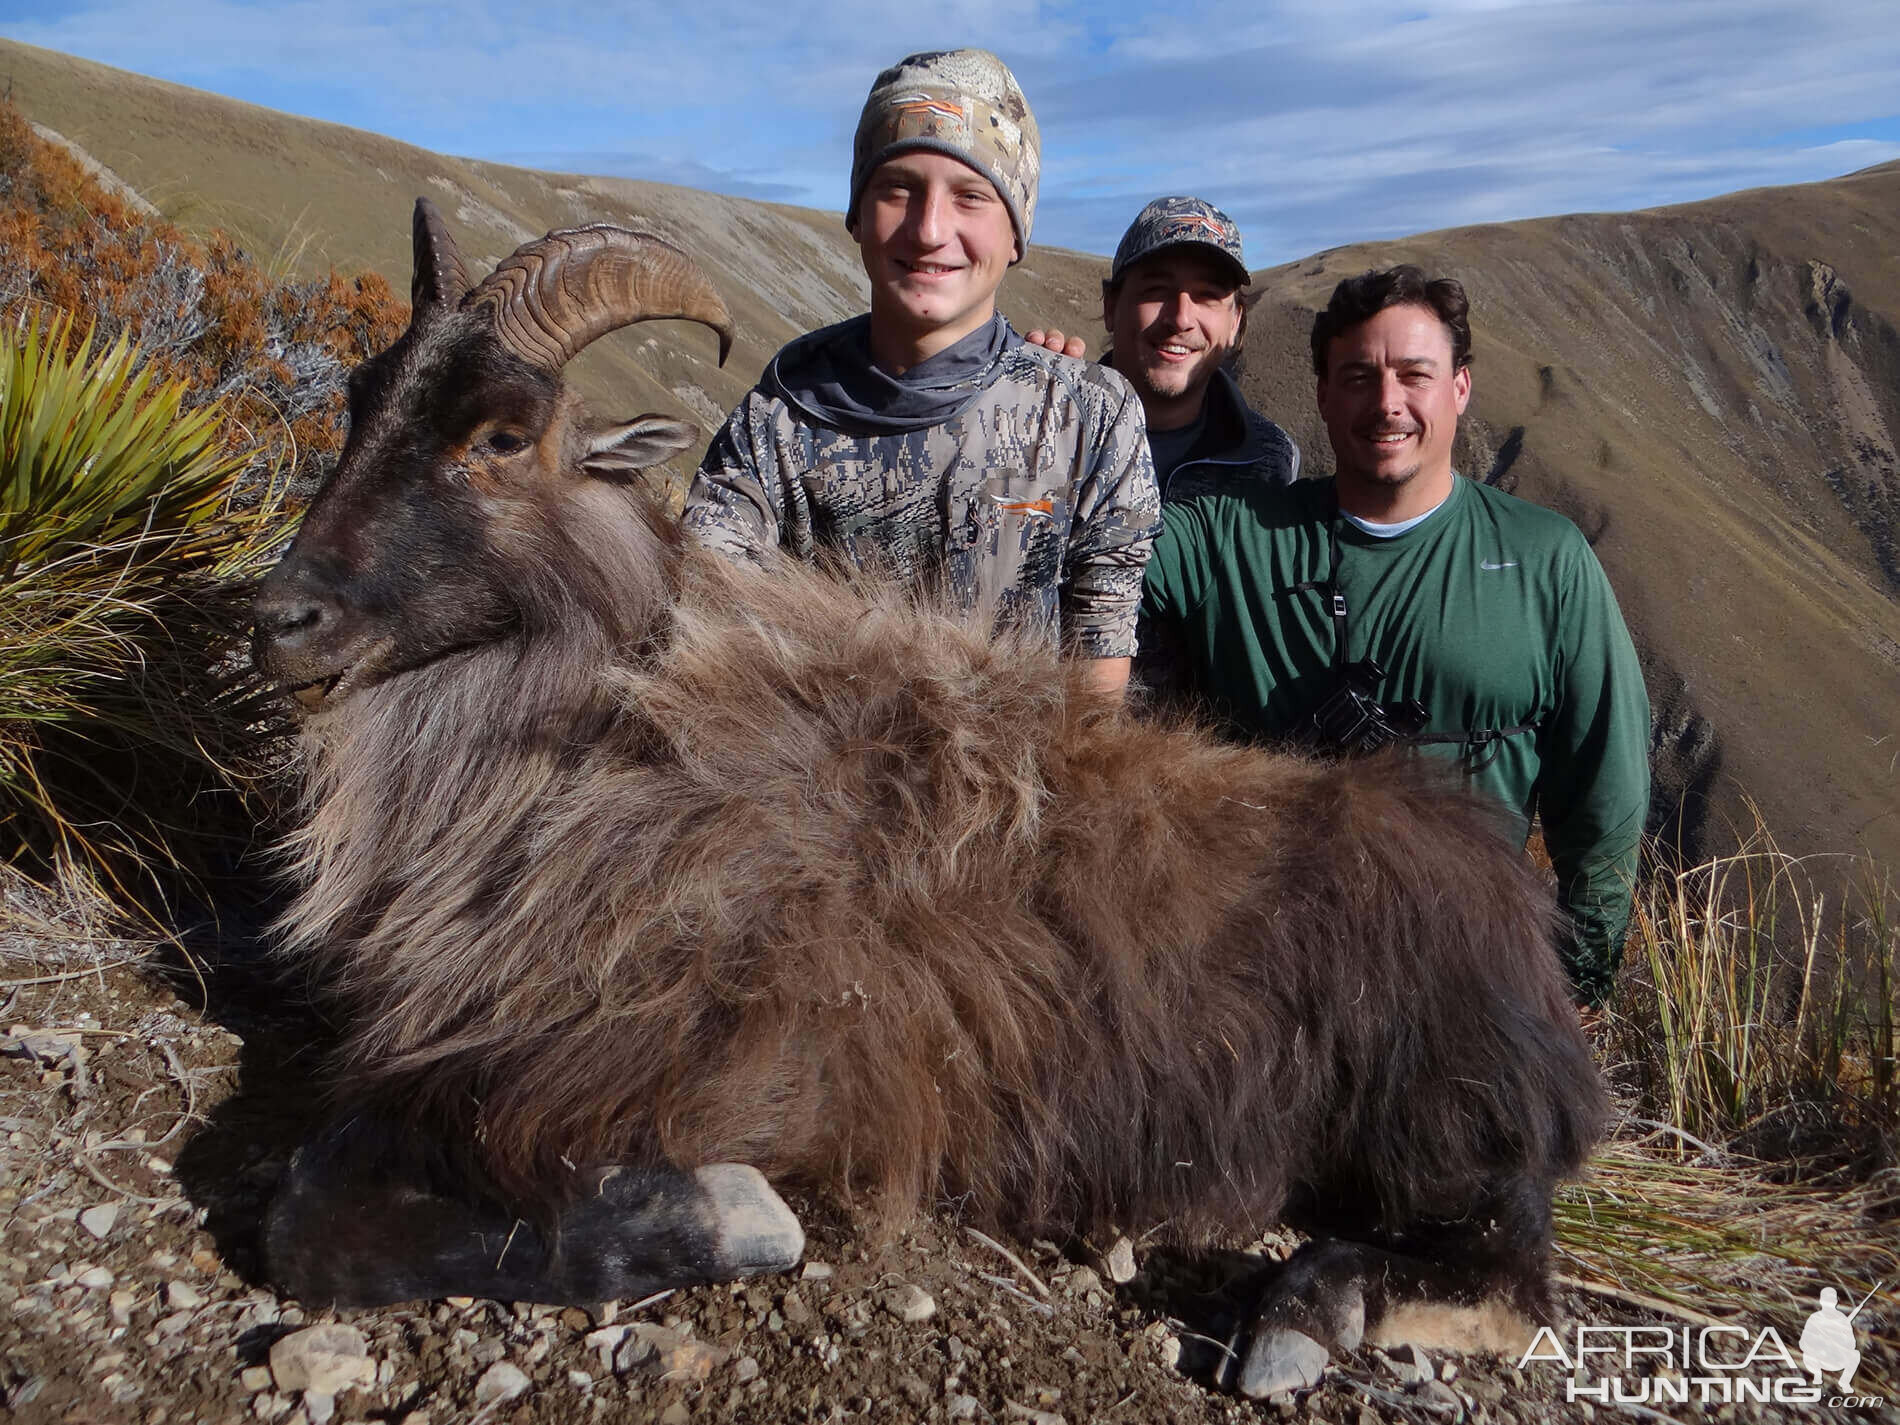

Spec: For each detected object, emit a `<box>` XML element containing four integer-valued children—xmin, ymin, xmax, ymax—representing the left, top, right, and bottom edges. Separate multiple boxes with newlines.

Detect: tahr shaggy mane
<box><xmin>251</xmin><ymin>199</ymin><xmax>1605</xmax><ymax>1397</ymax></box>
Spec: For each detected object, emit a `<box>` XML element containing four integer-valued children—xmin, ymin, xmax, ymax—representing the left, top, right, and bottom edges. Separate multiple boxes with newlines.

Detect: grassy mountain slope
<box><xmin>4</xmin><ymin>35</ymin><xmax>1896</xmax><ymax>873</ymax></box>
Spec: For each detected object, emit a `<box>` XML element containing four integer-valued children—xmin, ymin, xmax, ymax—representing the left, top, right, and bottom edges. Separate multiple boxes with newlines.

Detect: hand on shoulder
<box><xmin>1023</xmin><ymin>327</ymin><xmax>1088</xmax><ymax>360</ymax></box>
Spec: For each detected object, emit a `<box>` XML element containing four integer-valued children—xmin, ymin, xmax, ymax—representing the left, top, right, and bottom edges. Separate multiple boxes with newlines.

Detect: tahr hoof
<box><xmin>1235</xmin><ymin>1326</ymin><xmax>1329</xmax><ymax>1399</ymax></box>
<box><xmin>694</xmin><ymin>1163</ymin><xmax>804</xmax><ymax>1277</ymax></box>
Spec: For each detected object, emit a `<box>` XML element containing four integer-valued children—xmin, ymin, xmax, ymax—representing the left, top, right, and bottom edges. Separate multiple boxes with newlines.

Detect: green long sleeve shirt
<box><xmin>1142</xmin><ymin>474</ymin><xmax>1651</xmax><ymax>1005</ymax></box>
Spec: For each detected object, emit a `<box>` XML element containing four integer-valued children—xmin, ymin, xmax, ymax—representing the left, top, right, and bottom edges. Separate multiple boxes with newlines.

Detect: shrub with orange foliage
<box><xmin>0</xmin><ymin>99</ymin><xmax>408</xmax><ymax>908</ymax></box>
<box><xmin>0</xmin><ymin>99</ymin><xmax>407</xmax><ymax>498</ymax></box>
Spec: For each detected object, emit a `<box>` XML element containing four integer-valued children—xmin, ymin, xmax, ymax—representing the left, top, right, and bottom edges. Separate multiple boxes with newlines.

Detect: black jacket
<box><xmin>1152</xmin><ymin>367</ymin><xmax>1301</xmax><ymax>501</ymax></box>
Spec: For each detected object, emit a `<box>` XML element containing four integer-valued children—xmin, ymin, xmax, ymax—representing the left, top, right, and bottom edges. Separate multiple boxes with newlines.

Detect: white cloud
<box><xmin>4</xmin><ymin>0</ymin><xmax>1897</xmax><ymax>259</ymax></box>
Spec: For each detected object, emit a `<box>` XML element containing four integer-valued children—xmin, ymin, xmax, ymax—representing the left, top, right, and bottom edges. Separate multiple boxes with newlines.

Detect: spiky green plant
<box><xmin>0</xmin><ymin>309</ymin><xmax>290</xmax><ymax>908</ymax></box>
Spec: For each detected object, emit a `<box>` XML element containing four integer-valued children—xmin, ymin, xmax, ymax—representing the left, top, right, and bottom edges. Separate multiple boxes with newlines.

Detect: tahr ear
<box><xmin>580</xmin><ymin>416</ymin><xmax>702</xmax><ymax>478</ymax></box>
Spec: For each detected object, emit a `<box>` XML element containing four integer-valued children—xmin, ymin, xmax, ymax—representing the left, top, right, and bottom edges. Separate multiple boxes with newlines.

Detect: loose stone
<box><xmin>585</xmin><ymin>1324</ymin><xmax>630</xmax><ymax>1370</ymax></box>
<box><xmin>880</xmin><ymin>1283</ymin><xmax>936</xmax><ymax>1324</ymax></box>
<box><xmin>657</xmin><ymin>1339</ymin><xmax>729</xmax><ymax>1381</ymax></box>
<box><xmin>1379</xmin><ymin>1341</ymin><xmax>1433</xmax><ymax>1384</ymax></box>
<box><xmin>1235</xmin><ymin>1326</ymin><xmax>1327</xmax><ymax>1400</ymax></box>
<box><xmin>79</xmin><ymin>1204</ymin><xmax>119</xmax><ymax>1240</ymax></box>
<box><xmin>1417</xmin><ymin>1378</ymin><xmax>1465</xmax><ymax>1414</ymax></box>
<box><xmin>269</xmin><ymin>1324</ymin><xmax>376</xmax><ymax>1396</ymax></box>
<box><xmin>473</xmin><ymin>1362</ymin><xmax>530</xmax><ymax>1406</ymax></box>
<box><xmin>469</xmin><ymin>1338</ymin><xmax>507</xmax><ymax>1367</ymax></box>
<box><xmin>1104</xmin><ymin>1237</ymin><xmax>1137</xmax><ymax>1283</ymax></box>
<box><xmin>623</xmin><ymin>1322</ymin><xmax>687</xmax><ymax>1372</ymax></box>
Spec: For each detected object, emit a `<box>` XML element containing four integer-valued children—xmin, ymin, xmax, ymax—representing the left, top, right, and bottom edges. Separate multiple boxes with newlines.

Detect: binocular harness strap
<box><xmin>1294</xmin><ymin>506</ymin><xmax>1538</xmax><ymax>769</ymax></box>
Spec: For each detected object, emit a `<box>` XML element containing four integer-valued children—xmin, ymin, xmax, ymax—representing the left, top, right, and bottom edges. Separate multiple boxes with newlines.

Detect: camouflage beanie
<box><xmin>847</xmin><ymin>49</ymin><xmax>1040</xmax><ymax>263</ymax></box>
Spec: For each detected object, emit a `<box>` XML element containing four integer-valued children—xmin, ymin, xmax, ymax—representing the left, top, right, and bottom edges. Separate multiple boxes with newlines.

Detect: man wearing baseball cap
<box><xmin>1035</xmin><ymin>197</ymin><xmax>1301</xmax><ymax>695</ymax></box>
<box><xmin>684</xmin><ymin>49</ymin><xmax>1160</xmax><ymax>693</ymax></box>
<box><xmin>1100</xmin><ymin>196</ymin><xmax>1300</xmax><ymax>501</ymax></box>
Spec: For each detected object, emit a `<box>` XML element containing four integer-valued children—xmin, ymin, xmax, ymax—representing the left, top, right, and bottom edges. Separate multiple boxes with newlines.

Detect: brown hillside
<box><xmin>3</xmin><ymin>35</ymin><xmax>1896</xmax><ymax>873</ymax></box>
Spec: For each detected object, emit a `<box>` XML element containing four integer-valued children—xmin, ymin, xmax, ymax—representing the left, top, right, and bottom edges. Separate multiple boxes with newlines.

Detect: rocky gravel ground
<box><xmin>0</xmin><ymin>875</ymin><xmax>1876</xmax><ymax>1424</ymax></box>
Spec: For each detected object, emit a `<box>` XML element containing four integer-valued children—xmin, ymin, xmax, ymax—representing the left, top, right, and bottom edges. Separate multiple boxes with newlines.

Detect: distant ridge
<box><xmin>3</xmin><ymin>35</ymin><xmax>1896</xmax><ymax>874</ymax></box>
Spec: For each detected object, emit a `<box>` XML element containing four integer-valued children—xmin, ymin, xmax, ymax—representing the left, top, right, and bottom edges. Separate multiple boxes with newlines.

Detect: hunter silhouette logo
<box><xmin>1802</xmin><ymin>1284</ymin><xmax>1877</xmax><ymax>1390</ymax></box>
<box><xmin>1519</xmin><ymin>1281</ymin><xmax>1887</xmax><ymax>1408</ymax></box>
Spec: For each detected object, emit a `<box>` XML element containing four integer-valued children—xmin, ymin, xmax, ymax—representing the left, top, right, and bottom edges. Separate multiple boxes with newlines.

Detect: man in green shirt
<box><xmin>1141</xmin><ymin>265</ymin><xmax>1650</xmax><ymax>1005</ymax></box>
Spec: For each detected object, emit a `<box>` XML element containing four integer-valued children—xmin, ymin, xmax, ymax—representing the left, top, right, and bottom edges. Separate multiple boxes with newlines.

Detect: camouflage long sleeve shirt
<box><xmin>683</xmin><ymin>317</ymin><xmax>1161</xmax><ymax>659</ymax></box>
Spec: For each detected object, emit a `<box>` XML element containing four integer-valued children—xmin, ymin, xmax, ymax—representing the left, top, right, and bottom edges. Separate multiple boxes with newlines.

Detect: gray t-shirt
<box><xmin>1145</xmin><ymin>407</ymin><xmax>1209</xmax><ymax>488</ymax></box>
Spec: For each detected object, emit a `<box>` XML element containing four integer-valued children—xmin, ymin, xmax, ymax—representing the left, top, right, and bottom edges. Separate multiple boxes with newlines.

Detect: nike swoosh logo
<box><xmin>1481</xmin><ymin>560</ymin><xmax>1519</xmax><ymax>571</ymax></box>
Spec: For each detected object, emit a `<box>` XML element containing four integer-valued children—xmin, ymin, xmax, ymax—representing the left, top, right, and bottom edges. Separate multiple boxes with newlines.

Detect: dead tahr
<box><xmin>251</xmin><ymin>199</ymin><xmax>1604</xmax><ymax>1396</ymax></box>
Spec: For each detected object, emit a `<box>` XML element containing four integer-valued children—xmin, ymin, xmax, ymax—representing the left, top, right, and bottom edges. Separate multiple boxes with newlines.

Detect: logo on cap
<box><xmin>891</xmin><ymin>97</ymin><xmax>967</xmax><ymax>125</ymax></box>
<box><xmin>1168</xmin><ymin>213</ymin><xmax>1232</xmax><ymax>240</ymax></box>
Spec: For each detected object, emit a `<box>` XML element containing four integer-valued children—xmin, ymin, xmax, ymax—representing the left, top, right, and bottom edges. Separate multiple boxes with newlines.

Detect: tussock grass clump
<box><xmin>0</xmin><ymin>309</ymin><xmax>288</xmax><ymax>905</ymax></box>
<box><xmin>1612</xmin><ymin>816</ymin><xmax>1897</xmax><ymax>1174</ymax></box>
<box><xmin>1549</xmin><ymin>822</ymin><xmax>1899</xmax><ymax>1388</ymax></box>
<box><xmin>0</xmin><ymin>97</ymin><xmax>406</xmax><ymax>915</ymax></box>
<box><xmin>1555</xmin><ymin>1141</ymin><xmax>1898</xmax><ymax>1390</ymax></box>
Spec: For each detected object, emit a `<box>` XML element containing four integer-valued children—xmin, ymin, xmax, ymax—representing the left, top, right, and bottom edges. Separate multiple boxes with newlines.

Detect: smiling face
<box><xmin>1316</xmin><ymin>302</ymin><xmax>1472</xmax><ymax>520</ymax></box>
<box><xmin>853</xmin><ymin>151</ymin><xmax>1018</xmax><ymax>371</ymax></box>
<box><xmin>1104</xmin><ymin>249</ymin><xmax>1245</xmax><ymax>432</ymax></box>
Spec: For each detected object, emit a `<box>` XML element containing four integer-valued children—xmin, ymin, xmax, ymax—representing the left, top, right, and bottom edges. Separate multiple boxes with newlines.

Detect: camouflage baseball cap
<box><xmin>1109</xmin><ymin>196</ymin><xmax>1248</xmax><ymax>288</ymax></box>
<box><xmin>848</xmin><ymin>49</ymin><xmax>1040</xmax><ymax>263</ymax></box>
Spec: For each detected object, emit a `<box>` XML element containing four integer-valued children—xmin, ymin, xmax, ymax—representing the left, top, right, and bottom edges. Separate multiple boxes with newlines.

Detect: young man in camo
<box><xmin>682</xmin><ymin>49</ymin><xmax>1160</xmax><ymax>693</ymax></box>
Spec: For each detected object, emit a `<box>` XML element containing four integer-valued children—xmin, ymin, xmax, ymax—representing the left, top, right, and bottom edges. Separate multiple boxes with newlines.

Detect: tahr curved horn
<box><xmin>411</xmin><ymin>198</ymin><xmax>472</xmax><ymax>310</ymax></box>
<box><xmin>465</xmin><ymin>225</ymin><xmax>734</xmax><ymax>372</ymax></box>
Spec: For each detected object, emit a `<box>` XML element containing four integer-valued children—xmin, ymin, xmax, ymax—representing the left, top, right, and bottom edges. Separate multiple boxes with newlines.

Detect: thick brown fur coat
<box><xmin>280</xmin><ymin>474</ymin><xmax>1602</xmax><ymax>1247</ymax></box>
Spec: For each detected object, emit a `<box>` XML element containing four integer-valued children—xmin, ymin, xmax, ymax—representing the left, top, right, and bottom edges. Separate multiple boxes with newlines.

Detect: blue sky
<box><xmin>5</xmin><ymin>1</ymin><xmax>1898</xmax><ymax>263</ymax></box>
